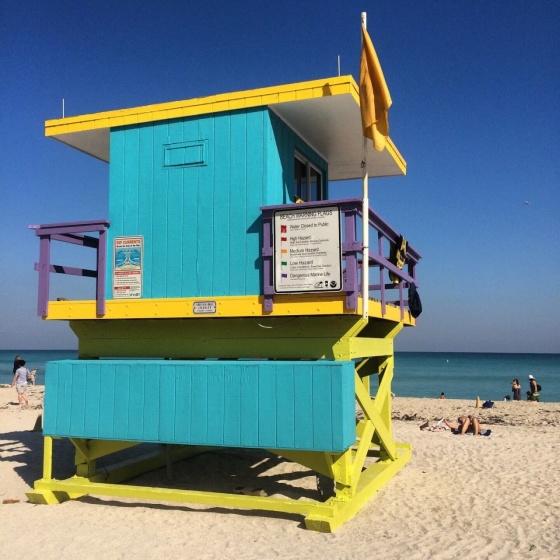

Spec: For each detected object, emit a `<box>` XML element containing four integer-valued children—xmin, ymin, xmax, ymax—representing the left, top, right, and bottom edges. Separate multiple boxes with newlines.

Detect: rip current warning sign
<box><xmin>113</xmin><ymin>236</ymin><xmax>143</xmax><ymax>298</ymax></box>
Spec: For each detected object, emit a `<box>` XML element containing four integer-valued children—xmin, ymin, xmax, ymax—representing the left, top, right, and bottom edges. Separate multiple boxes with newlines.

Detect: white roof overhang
<box><xmin>46</xmin><ymin>75</ymin><xmax>405</xmax><ymax>180</ymax></box>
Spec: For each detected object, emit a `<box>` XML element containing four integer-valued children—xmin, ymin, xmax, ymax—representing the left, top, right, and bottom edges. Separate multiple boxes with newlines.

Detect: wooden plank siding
<box><xmin>106</xmin><ymin>108</ymin><xmax>327</xmax><ymax>300</ymax></box>
<box><xmin>43</xmin><ymin>360</ymin><xmax>356</xmax><ymax>452</ymax></box>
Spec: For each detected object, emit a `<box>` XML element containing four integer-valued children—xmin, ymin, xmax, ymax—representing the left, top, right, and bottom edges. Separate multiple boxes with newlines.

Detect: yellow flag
<box><xmin>360</xmin><ymin>26</ymin><xmax>392</xmax><ymax>151</ymax></box>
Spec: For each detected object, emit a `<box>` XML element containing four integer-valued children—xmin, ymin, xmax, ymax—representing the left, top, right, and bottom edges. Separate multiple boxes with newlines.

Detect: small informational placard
<box><xmin>193</xmin><ymin>301</ymin><xmax>217</xmax><ymax>314</ymax></box>
<box><xmin>113</xmin><ymin>236</ymin><xmax>143</xmax><ymax>299</ymax></box>
<box><xmin>273</xmin><ymin>206</ymin><xmax>342</xmax><ymax>293</ymax></box>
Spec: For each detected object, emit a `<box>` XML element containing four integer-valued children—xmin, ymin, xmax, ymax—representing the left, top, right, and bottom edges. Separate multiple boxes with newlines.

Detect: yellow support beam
<box><xmin>43</xmin><ymin>436</ymin><xmax>52</xmax><ymax>479</ymax></box>
<box><xmin>355</xmin><ymin>372</ymin><xmax>397</xmax><ymax>460</ymax></box>
<box><xmin>27</xmin><ymin>436</ymin><xmax>410</xmax><ymax>533</ymax></box>
<box><xmin>71</xmin><ymin>438</ymin><xmax>141</xmax><ymax>462</ymax></box>
<box><xmin>43</xmin><ymin>295</ymin><xmax>416</xmax><ymax>325</ymax></box>
<box><xmin>305</xmin><ymin>443</ymin><xmax>411</xmax><ymax>532</ymax></box>
<box><xmin>333</xmin><ymin>336</ymin><xmax>394</xmax><ymax>360</ymax></box>
<box><xmin>28</xmin><ymin>315</ymin><xmax>412</xmax><ymax>531</ymax></box>
<box><xmin>30</xmin><ymin>477</ymin><xmax>335</xmax><ymax>517</ymax></box>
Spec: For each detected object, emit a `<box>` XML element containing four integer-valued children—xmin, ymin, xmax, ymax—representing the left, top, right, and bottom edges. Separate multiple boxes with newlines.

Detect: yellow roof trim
<box><xmin>384</xmin><ymin>137</ymin><xmax>406</xmax><ymax>175</ymax></box>
<box><xmin>45</xmin><ymin>75</ymin><xmax>360</xmax><ymax>136</ymax></box>
<box><xmin>44</xmin><ymin>75</ymin><xmax>406</xmax><ymax>180</ymax></box>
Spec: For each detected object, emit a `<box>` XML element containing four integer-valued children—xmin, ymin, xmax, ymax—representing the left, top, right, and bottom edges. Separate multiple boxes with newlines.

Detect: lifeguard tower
<box><xmin>27</xmin><ymin>72</ymin><xmax>421</xmax><ymax>531</ymax></box>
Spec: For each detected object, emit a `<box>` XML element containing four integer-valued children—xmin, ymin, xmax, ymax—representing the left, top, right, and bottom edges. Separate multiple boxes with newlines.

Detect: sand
<box><xmin>1</xmin><ymin>384</ymin><xmax>559</xmax><ymax>559</ymax></box>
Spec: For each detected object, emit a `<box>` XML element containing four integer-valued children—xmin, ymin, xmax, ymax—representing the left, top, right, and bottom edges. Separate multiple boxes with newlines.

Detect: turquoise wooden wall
<box><xmin>43</xmin><ymin>360</ymin><xmax>355</xmax><ymax>452</ymax></box>
<box><xmin>106</xmin><ymin>108</ymin><xmax>327</xmax><ymax>299</ymax></box>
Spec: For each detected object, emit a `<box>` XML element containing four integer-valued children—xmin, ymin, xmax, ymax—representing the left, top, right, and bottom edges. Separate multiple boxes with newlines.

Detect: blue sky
<box><xmin>1</xmin><ymin>1</ymin><xmax>558</xmax><ymax>352</ymax></box>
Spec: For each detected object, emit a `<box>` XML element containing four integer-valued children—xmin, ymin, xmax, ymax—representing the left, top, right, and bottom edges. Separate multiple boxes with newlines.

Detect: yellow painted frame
<box><xmin>27</xmin><ymin>317</ymin><xmax>410</xmax><ymax>532</ymax></box>
<box><xmin>46</xmin><ymin>76</ymin><xmax>360</xmax><ymax>136</ymax></box>
<box><xmin>43</xmin><ymin>294</ymin><xmax>416</xmax><ymax>326</ymax></box>
<box><xmin>44</xmin><ymin>75</ymin><xmax>406</xmax><ymax>177</ymax></box>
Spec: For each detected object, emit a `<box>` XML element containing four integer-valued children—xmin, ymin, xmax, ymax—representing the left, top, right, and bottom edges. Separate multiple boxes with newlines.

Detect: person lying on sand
<box><xmin>420</xmin><ymin>418</ymin><xmax>449</xmax><ymax>431</ymax></box>
<box><xmin>444</xmin><ymin>416</ymin><xmax>483</xmax><ymax>435</ymax></box>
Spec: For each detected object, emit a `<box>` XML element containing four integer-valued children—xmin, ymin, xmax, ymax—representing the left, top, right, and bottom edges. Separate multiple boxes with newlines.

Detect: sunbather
<box><xmin>444</xmin><ymin>415</ymin><xmax>482</xmax><ymax>435</ymax></box>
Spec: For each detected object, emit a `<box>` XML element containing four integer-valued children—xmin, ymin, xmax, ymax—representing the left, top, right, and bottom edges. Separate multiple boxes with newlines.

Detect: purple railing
<box><xmin>31</xmin><ymin>201</ymin><xmax>420</xmax><ymax>320</ymax></box>
<box><xmin>30</xmin><ymin>220</ymin><xmax>110</xmax><ymax>317</ymax></box>
<box><xmin>261</xmin><ymin>198</ymin><xmax>421</xmax><ymax>319</ymax></box>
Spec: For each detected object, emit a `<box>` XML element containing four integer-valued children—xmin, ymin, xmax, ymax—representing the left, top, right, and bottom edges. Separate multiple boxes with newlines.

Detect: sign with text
<box><xmin>193</xmin><ymin>301</ymin><xmax>217</xmax><ymax>314</ymax></box>
<box><xmin>273</xmin><ymin>206</ymin><xmax>342</xmax><ymax>293</ymax></box>
<box><xmin>113</xmin><ymin>236</ymin><xmax>143</xmax><ymax>299</ymax></box>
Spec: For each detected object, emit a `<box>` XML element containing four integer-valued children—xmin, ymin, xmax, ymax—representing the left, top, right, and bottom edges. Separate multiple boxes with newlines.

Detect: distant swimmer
<box><xmin>523</xmin><ymin>200</ymin><xmax>532</xmax><ymax>206</ymax></box>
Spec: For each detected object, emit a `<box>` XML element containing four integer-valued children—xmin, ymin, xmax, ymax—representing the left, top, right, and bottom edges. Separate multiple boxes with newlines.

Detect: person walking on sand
<box><xmin>11</xmin><ymin>359</ymin><xmax>30</xmax><ymax>408</ymax></box>
<box><xmin>511</xmin><ymin>379</ymin><xmax>521</xmax><ymax>401</ymax></box>
<box><xmin>528</xmin><ymin>374</ymin><xmax>540</xmax><ymax>402</ymax></box>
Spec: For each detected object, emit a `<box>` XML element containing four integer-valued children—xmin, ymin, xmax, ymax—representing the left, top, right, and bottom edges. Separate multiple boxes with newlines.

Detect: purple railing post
<box><xmin>398</xmin><ymin>281</ymin><xmax>404</xmax><ymax>321</ymax></box>
<box><xmin>261</xmin><ymin>214</ymin><xmax>274</xmax><ymax>312</ymax></box>
<box><xmin>378</xmin><ymin>231</ymin><xmax>386</xmax><ymax>316</ymax></box>
<box><xmin>96</xmin><ymin>228</ymin><xmax>107</xmax><ymax>315</ymax></box>
<box><xmin>344</xmin><ymin>209</ymin><xmax>358</xmax><ymax>310</ymax></box>
<box><xmin>32</xmin><ymin>220</ymin><xmax>110</xmax><ymax>318</ymax></box>
<box><xmin>408</xmin><ymin>261</ymin><xmax>416</xmax><ymax>284</ymax></box>
<box><xmin>37</xmin><ymin>235</ymin><xmax>51</xmax><ymax>316</ymax></box>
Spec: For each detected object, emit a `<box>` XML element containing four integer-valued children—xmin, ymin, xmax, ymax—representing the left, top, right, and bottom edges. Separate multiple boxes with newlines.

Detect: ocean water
<box><xmin>391</xmin><ymin>352</ymin><xmax>560</xmax><ymax>403</ymax></box>
<box><xmin>2</xmin><ymin>350</ymin><xmax>559</xmax><ymax>403</ymax></box>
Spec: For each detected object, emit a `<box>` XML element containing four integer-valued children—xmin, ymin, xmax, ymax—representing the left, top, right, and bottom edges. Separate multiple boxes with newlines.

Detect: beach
<box><xmin>1</xmin><ymin>384</ymin><xmax>559</xmax><ymax>559</ymax></box>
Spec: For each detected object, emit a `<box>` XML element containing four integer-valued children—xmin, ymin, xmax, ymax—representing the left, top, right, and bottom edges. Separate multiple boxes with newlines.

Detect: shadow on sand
<box><xmin>2</xmin><ymin>427</ymin><xmax>322</xmax><ymax>527</ymax></box>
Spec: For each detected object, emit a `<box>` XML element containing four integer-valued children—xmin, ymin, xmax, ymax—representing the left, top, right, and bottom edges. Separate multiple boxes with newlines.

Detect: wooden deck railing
<box><xmin>30</xmin><ymin>220</ymin><xmax>110</xmax><ymax>317</ymax></box>
<box><xmin>31</xmin><ymin>200</ymin><xmax>420</xmax><ymax>321</ymax></box>
<box><xmin>261</xmin><ymin>198</ymin><xmax>421</xmax><ymax>319</ymax></box>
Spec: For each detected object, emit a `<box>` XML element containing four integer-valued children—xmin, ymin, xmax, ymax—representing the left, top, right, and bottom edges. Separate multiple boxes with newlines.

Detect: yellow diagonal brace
<box><xmin>355</xmin><ymin>373</ymin><xmax>397</xmax><ymax>460</ymax></box>
<box><xmin>272</xmin><ymin>449</ymin><xmax>336</xmax><ymax>479</ymax></box>
<box><xmin>352</xmin><ymin>420</ymin><xmax>374</xmax><ymax>486</ymax></box>
<box><xmin>70</xmin><ymin>438</ymin><xmax>89</xmax><ymax>464</ymax></box>
<box><xmin>81</xmin><ymin>439</ymin><xmax>140</xmax><ymax>461</ymax></box>
<box><xmin>305</xmin><ymin>443</ymin><xmax>412</xmax><ymax>532</ymax></box>
<box><xmin>373</xmin><ymin>361</ymin><xmax>391</xmax><ymax>412</ymax></box>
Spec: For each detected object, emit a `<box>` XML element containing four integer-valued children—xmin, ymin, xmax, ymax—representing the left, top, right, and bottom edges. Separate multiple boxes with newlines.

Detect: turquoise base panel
<box><xmin>43</xmin><ymin>360</ymin><xmax>356</xmax><ymax>452</ymax></box>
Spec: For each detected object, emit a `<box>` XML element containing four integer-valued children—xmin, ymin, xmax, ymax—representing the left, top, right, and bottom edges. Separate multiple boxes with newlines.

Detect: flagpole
<box><xmin>361</xmin><ymin>11</ymin><xmax>369</xmax><ymax>321</ymax></box>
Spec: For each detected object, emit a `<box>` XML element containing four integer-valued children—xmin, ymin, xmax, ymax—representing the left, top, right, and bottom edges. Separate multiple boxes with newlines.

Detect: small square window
<box><xmin>164</xmin><ymin>140</ymin><xmax>208</xmax><ymax>168</ymax></box>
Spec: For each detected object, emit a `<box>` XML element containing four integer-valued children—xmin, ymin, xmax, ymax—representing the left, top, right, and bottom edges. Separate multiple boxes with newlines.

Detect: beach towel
<box><xmin>452</xmin><ymin>429</ymin><xmax>492</xmax><ymax>437</ymax></box>
<box><xmin>420</xmin><ymin>418</ymin><xmax>449</xmax><ymax>432</ymax></box>
<box><xmin>389</xmin><ymin>235</ymin><xmax>407</xmax><ymax>283</ymax></box>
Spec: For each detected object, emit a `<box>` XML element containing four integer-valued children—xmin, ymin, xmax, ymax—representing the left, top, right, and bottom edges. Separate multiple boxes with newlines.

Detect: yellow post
<box><xmin>43</xmin><ymin>436</ymin><xmax>53</xmax><ymax>480</ymax></box>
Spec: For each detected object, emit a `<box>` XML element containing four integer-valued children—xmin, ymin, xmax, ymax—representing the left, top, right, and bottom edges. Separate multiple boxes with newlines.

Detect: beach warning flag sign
<box><xmin>359</xmin><ymin>25</ymin><xmax>392</xmax><ymax>151</ymax></box>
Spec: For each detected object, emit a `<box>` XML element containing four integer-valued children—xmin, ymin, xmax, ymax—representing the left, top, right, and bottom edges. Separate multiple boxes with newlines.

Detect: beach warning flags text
<box><xmin>360</xmin><ymin>26</ymin><xmax>392</xmax><ymax>151</ymax></box>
